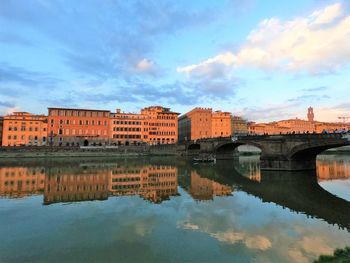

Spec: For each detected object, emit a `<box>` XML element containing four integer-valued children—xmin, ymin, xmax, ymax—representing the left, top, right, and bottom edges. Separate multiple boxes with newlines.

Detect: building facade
<box><xmin>110</xmin><ymin>109</ymin><xmax>147</xmax><ymax>146</ymax></box>
<box><xmin>178</xmin><ymin>107</ymin><xmax>231</xmax><ymax>141</ymax></box>
<box><xmin>1</xmin><ymin>112</ymin><xmax>48</xmax><ymax>146</ymax></box>
<box><xmin>47</xmin><ymin>108</ymin><xmax>110</xmax><ymax>146</ymax></box>
<box><xmin>231</xmin><ymin>116</ymin><xmax>248</xmax><ymax>136</ymax></box>
<box><xmin>141</xmin><ymin>106</ymin><xmax>179</xmax><ymax>145</ymax></box>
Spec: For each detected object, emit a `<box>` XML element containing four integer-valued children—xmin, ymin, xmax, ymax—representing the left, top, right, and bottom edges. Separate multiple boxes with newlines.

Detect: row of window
<box><xmin>113</xmin><ymin>121</ymin><xmax>143</xmax><ymax>125</ymax></box>
<box><xmin>113</xmin><ymin>127</ymin><xmax>142</xmax><ymax>132</ymax></box>
<box><xmin>7</xmin><ymin>136</ymin><xmax>46</xmax><ymax>141</ymax></box>
<box><xmin>149</xmin><ymin>122</ymin><xmax>176</xmax><ymax>127</ymax></box>
<box><xmin>56</xmin><ymin>129</ymin><xmax>107</xmax><ymax>136</ymax></box>
<box><xmin>149</xmin><ymin>131</ymin><xmax>176</xmax><ymax>136</ymax></box>
<box><xmin>156</xmin><ymin>115</ymin><xmax>176</xmax><ymax>120</ymax></box>
<box><xmin>51</xmin><ymin>110</ymin><xmax>109</xmax><ymax>118</ymax></box>
<box><xmin>8</xmin><ymin>127</ymin><xmax>45</xmax><ymax>132</ymax></box>
<box><xmin>112</xmin><ymin>134</ymin><xmax>142</xmax><ymax>139</ymax></box>
<box><xmin>52</xmin><ymin>119</ymin><xmax>108</xmax><ymax>126</ymax></box>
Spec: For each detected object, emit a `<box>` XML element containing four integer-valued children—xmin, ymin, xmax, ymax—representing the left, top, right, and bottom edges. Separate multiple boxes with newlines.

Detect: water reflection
<box><xmin>0</xmin><ymin>156</ymin><xmax>349</xmax><ymax>230</ymax></box>
<box><xmin>0</xmin><ymin>156</ymin><xmax>349</xmax><ymax>263</ymax></box>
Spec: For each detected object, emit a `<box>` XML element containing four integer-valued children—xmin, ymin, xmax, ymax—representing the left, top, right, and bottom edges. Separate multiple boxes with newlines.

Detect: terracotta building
<box><xmin>110</xmin><ymin>109</ymin><xmax>147</xmax><ymax>146</ymax></box>
<box><xmin>212</xmin><ymin>111</ymin><xmax>231</xmax><ymax>138</ymax></box>
<box><xmin>0</xmin><ymin>117</ymin><xmax>3</xmax><ymax>146</ymax></box>
<box><xmin>231</xmin><ymin>116</ymin><xmax>248</xmax><ymax>136</ymax></box>
<box><xmin>110</xmin><ymin>106</ymin><xmax>179</xmax><ymax>146</ymax></box>
<box><xmin>1</xmin><ymin>112</ymin><xmax>48</xmax><ymax>146</ymax></box>
<box><xmin>47</xmin><ymin>108</ymin><xmax>110</xmax><ymax>146</ymax></box>
<box><xmin>178</xmin><ymin>107</ymin><xmax>231</xmax><ymax>141</ymax></box>
<box><xmin>141</xmin><ymin>106</ymin><xmax>179</xmax><ymax>145</ymax></box>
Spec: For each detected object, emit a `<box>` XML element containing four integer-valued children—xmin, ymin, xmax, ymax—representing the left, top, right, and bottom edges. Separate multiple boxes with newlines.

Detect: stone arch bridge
<box><xmin>183</xmin><ymin>134</ymin><xmax>350</xmax><ymax>171</ymax></box>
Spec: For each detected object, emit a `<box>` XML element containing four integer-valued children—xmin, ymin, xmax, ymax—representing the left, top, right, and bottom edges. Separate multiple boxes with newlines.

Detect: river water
<box><xmin>0</xmin><ymin>154</ymin><xmax>349</xmax><ymax>263</ymax></box>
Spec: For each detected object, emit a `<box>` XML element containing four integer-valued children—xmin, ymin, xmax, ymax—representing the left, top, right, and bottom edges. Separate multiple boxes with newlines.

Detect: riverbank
<box><xmin>0</xmin><ymin>145</ymin><xmax>177</xmax><ymax>159</ymax></box>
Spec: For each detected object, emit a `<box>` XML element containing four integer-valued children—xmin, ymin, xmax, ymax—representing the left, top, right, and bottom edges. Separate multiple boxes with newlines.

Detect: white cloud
<box><xmin>177</xmin><ymin>3</ymin><xmax>350</xmax><ymax>76</ymax></box>
<box><xmin>135</xmin><ymin>58</ymin><xmax>154</xmax><ymax>72</ymax></box>
<box><xmin>310</xmin><ymin>3</ymin><xmax>342</xmax><ymax>25</ymax></box>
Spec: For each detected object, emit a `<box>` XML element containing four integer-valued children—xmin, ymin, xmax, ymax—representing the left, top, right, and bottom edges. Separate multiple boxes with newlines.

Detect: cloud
<box><xmin>177</xmin><ymin>2</ymin><xmax>350</xmax><ymax>76</ymax></box>
<box><xmin>302</xmin><ymin>86</ymin><xmax>328</xmax><ymax>92</ymax></box>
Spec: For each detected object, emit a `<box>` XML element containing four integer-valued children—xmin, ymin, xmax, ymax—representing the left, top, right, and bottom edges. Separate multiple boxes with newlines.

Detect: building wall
<box><xmin>47</xmin><ymin>108</ymin><xmax>110</xmax><ymax>146</ymax></box>
<box><xmin>1</xmin><ymin>112</ymin><xmax>48</xmax><ymax>146</ymax></box>
<box><xmin>178</xmin><ymin>115</ymin><xmax>191</xmax><ymax>142</ymax></box>
<box><xmin>212</xmin><ymin>111</ymin><xmax>231</xmax><ymax>138</ymax></box>
<box><xmin>141</xmin><ymin>106</ymin><xmax>179</xmax><ymax>145</ymax></box>
<box><xmin>231</xmin><ymin>116</ymin><xmax>248</xmax><ymax>136</ymax></box>
<box><xmin>0</xmin><ymin>117</ymin><xmax>3</xmax><ymax>146</ymax></box>
<box><xmin>179</xmin><ymin>108</ymin><xmax>232</xmax><ymax>141</ymax></box>
<box><xmin>110</xmin><ymin>110</ymin><xmax>147</xmax><ymax>145</ymax></box>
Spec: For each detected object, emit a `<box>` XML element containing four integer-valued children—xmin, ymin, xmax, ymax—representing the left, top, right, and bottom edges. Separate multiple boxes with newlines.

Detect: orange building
<box><xmin>47</xmin><ymin>108</ymin><xmax>110</xmax><ymax>146</ymax></box>
<box><xmin>110</xmin><ymin>106</ymin><xmax>179</xmax><ymax>146</ymax></box>
<box><xmin>0</xmin><ymin>117</ymin><xmax>3</xmax><ymax>146</ymax></box>
<box><xmin>178</xmin><ymin>107</ymin><xmax>231</xmax><ymax>141</ymax></box>
<box><xmin>1</xmin><ymin>112</ymin><xmax>48</xmax><ymax>146</ymax></box>
<box><xmin>110</xmin><ymin>109</ymin><xmax>147</xmax><ymax>146</ymax></box>
<box><xmin>0</xmin><ymin>167</ymin><xmax>45</xmax><ymax>198</ymax></box>
<box><xmin>141</xmin><ymin>106</ymin><xmax>179</xmax><ymax>145</ymax></box>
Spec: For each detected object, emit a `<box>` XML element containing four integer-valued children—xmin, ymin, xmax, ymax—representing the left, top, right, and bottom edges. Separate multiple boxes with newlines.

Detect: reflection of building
<box><xmin>109</xmin><ymin>165</ymin><xmax>178</xmax><ymax>203</ymax></box>
<box><xmin>188</xmin><ymin>171</ymin><xmax>232</xmax><ymax>200</ymax></box>
<box><xmin>1</xmin><ymin>112</ymin><xmax>48</xmax><ymax>146</ymax></box>
<box><xmin>0</xmin><ymin>167</ymin><xmax>45</xmax><ymax>198</ymax></box>
<box><xmin>44</xmin><ymin>167</ymin><xmax>110</xmax><ymax>204</ymax></box>
<box><xmin>178</xmin><ymin>108</ymin><xmax>231</xmax><ymax>141</ymax></box>
<box><xmin>317</xmin><ymin>159</ymin><xmax>350</xmax><ymax>181</ymax></box>
<box><xmin>47</xmin><ymin>108</ymin><xmax>111</xmax><ymax>146</ymax></box>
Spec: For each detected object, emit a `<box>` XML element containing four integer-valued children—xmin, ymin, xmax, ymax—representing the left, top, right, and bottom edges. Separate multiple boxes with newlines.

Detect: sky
<box><xmin>0</xmin><ymin>0</ymin><xmax>350</xmax><ymax>122</ymax></box>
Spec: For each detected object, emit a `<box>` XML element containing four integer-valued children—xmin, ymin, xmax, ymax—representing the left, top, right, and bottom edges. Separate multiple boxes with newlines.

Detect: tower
<box><xmin>307</xmin><ymin>107</ymin><xmax>314</xmax><ymax>122</ymax></box>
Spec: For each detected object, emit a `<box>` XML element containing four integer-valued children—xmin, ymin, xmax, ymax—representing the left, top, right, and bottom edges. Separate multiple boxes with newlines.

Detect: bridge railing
<box><xmin>183</xmin><ymin>133</ymin><xmax>347</xmax><ymax>144</ymax></box>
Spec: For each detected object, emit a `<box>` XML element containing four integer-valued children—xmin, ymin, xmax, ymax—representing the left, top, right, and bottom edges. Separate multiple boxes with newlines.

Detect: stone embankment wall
<box><xmin>0</xmin><ymin>144</ymin><xmax>178</xmax><ymax>158</ymax></box>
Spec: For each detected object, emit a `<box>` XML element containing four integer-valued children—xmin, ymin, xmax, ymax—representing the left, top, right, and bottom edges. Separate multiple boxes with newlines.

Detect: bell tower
<box><xmin>307</xmin><ymin>107</ymin><xmax>314</xmax><ymax>122</ymax></box>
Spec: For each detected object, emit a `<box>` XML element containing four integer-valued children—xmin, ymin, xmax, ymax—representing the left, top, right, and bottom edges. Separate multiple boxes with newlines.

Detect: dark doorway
<box><xmin>84</xmin><ymin>140</ymin><xmax>89</xmax><ymax>146</ymax></box>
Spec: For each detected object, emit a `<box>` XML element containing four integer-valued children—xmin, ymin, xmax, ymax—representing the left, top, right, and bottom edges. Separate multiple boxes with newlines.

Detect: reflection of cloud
<box><xmin>182</xmin><ymin>223</ymin><xmax>200</xmax><ymax>230</ymax></box>
<box><xmin>211</xmin><ymin>232</ymin><xmax>272</xmax><ymax>251</ymax></box>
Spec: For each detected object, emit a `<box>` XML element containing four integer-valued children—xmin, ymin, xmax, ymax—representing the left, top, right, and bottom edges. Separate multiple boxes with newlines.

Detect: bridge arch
<box><xmin>215</xmin><ymin>141</ymin><xmax>263</xmax><ymax>159</ymax></box>
<box><xmin>289</xmin><ymin>142</ymin><xmax>348</xmax><ymax>160</ymax></box>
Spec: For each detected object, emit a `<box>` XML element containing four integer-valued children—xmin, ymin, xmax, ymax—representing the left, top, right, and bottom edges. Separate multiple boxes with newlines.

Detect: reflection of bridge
<box><xmin>181</xmin><ymin>160</ymin><xmax>350</xmax><ymax>232</ymax></box>
<box><xmin>183</xmin><ymin>134</ymin><xmax>350</xmax><ymax>170</ymax></box>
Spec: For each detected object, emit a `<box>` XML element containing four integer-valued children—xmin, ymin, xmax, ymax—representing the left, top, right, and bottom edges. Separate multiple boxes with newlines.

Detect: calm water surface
<box><xmin>0</xmin><ymin>154</ymin><xmax>349</xmax><ymax>263</ymax></box>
